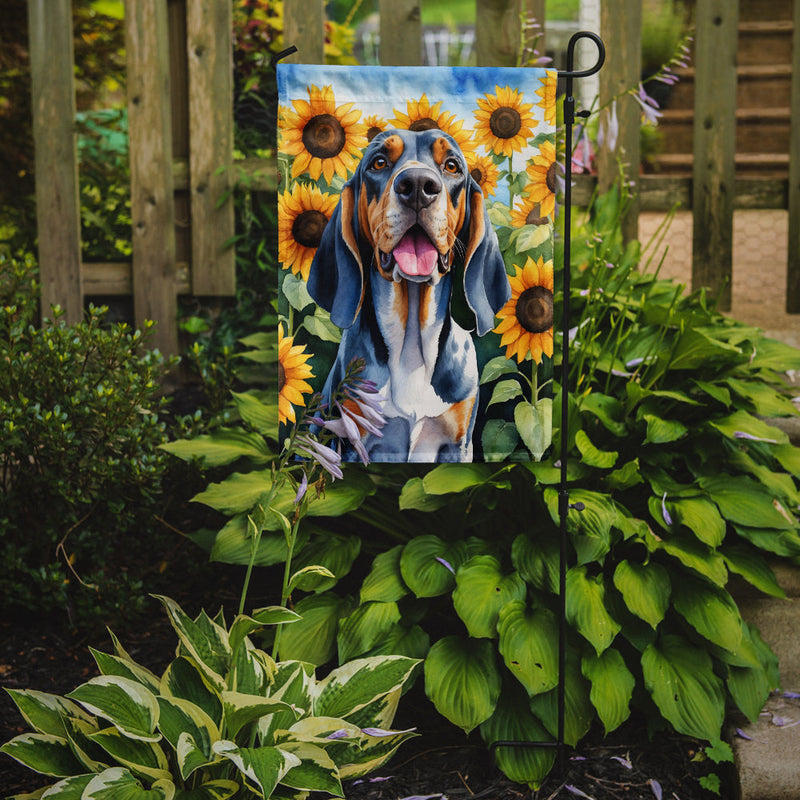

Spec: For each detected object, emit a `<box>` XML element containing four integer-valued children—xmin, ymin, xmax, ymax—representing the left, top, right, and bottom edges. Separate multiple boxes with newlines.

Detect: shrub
<box><xmin>0</xmin><ymin>253</ymin><xmax>175</xmax><ymax>623</ymax></box>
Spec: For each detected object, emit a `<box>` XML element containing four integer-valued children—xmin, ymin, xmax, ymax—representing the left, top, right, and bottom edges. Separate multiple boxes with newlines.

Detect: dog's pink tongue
<box><xmin>393</xmin><ymin>230</ymin><xmax>438</xmax><ymax>276</ymax></box>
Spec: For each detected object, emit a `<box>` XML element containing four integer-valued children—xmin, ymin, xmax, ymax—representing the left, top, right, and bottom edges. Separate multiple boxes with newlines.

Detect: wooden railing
<box><xmin>26</xmin><ymin>0</ymin><xmax>800</xmax><ymax>355</ymax></box>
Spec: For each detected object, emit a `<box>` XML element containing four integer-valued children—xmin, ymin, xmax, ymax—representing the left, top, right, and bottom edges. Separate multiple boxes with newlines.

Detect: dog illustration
<box><xmin>307</xmin><ymin>128</ymin><xmax>510</xmax><ymax>462</ymax></box>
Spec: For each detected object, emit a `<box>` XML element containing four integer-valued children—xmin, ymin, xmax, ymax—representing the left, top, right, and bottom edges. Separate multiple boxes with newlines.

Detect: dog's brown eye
<box><xmin>371</xmin><ymin>155</ymin><xmax>389</xmax><ymax>170</ymax></box>
<box><xmin>443</xmin><ymin>158</ymin><xmax>461</xmax><ymax>174</ymax></box>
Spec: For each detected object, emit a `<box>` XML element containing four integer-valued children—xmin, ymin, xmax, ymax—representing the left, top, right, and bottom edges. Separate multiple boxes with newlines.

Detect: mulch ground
<box><xmin>0</xmin><ymin>581</ymin><xmax>732</xmax><ymax>800</ymax></box>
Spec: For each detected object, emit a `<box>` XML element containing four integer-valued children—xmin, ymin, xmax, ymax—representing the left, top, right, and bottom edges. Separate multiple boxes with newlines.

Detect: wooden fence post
<box><xmin>284</xmin><ymin>0</ymin><xmax>325</xmax><ymax>64</ymax></box>
<box><xmin>597</xmin><ymin>0</ymin><xmax>641</xmax><ymax>244</ymax></box>
<box><xmin>379</xmin><ymin>0</ymin><xmax>422</xmax><ymax>66</ymax></box>
<box><xmin>475</xmin><ymin>0</ymin><xmax>542</xmax><ymax>67</ymax></box>
<box><xmin>692</xmin><ymin>0</ymin><xmax>738</xmax><ymax>311</ymax></box>
<box><xmin>126</xmin><ymin>0</ymin><xmax>179</xmax><ymax>355</ymax></box>
<box><xmin>28</xmin><ymin>0</ymin><xmax>83</xmax><ymax>324</ymax></box>
<box><xmin>187</xmin><ymin>0</ymin><xmax>235</xmax><ymax>296</ymax></box>
<box><xmin>787</xmin><ymin>0</ymin><xmax>800</xmax><ymax>313</ymax></box>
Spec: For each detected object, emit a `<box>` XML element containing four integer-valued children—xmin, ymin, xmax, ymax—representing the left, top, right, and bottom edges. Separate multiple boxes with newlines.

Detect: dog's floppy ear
<box><xmin>462</xmin><ymin>180</ymin><xmax>511</xmax><ymax>336</ymax></box>
<box><xmin>307</xmin><ymin>180</ymin><xmax>365</xmax><ymax>329</ymax></box>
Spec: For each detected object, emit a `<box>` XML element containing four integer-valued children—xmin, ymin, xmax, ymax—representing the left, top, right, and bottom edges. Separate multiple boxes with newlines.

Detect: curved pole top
<box><xmin>558</xmin><ymin>31</ymin><xmax>605</xmax><ymax>80</ymax></box>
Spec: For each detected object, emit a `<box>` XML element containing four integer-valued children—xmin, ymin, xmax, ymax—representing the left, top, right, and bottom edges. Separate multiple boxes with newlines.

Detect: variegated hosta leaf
<box><xmin>156</xmin><ymin>696</ymin><xmax>219</xmax><ymax>778</ymax></box>
<box><xmin>565</xmin><ymin>566</ymin><xmax>621</xmax><ymax>655</ymax></box>
<box><xmin>66</xmin><ymin>676</ymin><xmax>160</xmax><ymax>742</ymax></box>
<box><xmin>312</xmin><ymin>656</ymin><xmax>420</xmax><ymax>721</ymax></box>
<box><xmin>61</xmin><ymin>716</ymin><xmax>106</xmax><ymax>773</ymax></box>
<box><xmin>581</xmin><ymin>649</ymin><xmax>635</xmax><ymax>735</ymax></box>
<box><xmin>641</xmin><ymin>634</ymin><xmax>725</xmax><ymax>741</ymax></box>
<box><xmin>258</xmin><ymin>662</ymin><xmax>315</xmax><ymax>745</ymax></box>
<box><xmin>39</xmin><ymin>773</ymin><xmax>94</xmax><ymax>798</ymax></box>
<box><xmin>154</xmin><ymin>596</ymin><xmax>231</xmax><ymax>690</ymax></box>
<box><xmin>160</xmin><ymin>657</ymin><xmax>222</xmax><ymax>727</ymax></box>
<box><xmin>81</xmin><ymin>767</ymin><xmax>174</xmax><ymax>799</ymax></box>
<box><xmin>612</xmin><ymin>560</ymin><xmax>671</xmax><ymax>629</ymax></box>
<box><xmin>212</xmin><ymin>741</ymin><xmax>300</xmax><ymax>798</ymax></box>
<box><xmin>496</xmin><ymin>601</ymin><xmax>559</xmax><ymax>697</ymax></box>
<box><xmin>221</xmin><ymin>691</ymin><xmax>299</xmax><ymax>740</ymax></box>
<box><xmin>0</xmin><ymin>732</ymin><xmax>85</xmax><ymax>777</ymax></box>
<box><xmin>424</xmin><ymin>636</ymin><xmax>501</xmax><ymax>734</ymax></box>
<box><xmin>452</xmin><ymin>556</ymin><xmax>526</xmax><ymax>639</ymax></box>
<box><xmin>4</xmin><ymin>689</ymin><xmax>93</xmax><ymax>737</ymax></box>
<box><xmin>171</xmin><ymin>779</ymin><xmax>240</xmax><ymax>799</ymax></box>
<box><xmin>90</xmin><ymin>648</ymin><xmax>161</xmax><ymax>694</ymax></box>
<box><xmin>231</xmin><ymin>640</ymin><xmax>275</xmax><ymax>696</ymax></box>
<box><xmin>480</xmin><ymin>682</ymin><xmax>555</xmax><ymax>790</ymax></box>
<box><xmin>228</xmin><ymin>609</ymin><xmax>299</xmax><ymax>657</ymax></box>
<box><xmin>88</xmin><ymin>727</ymin><xmax>171</xmax><ymax>782</ymax></box>
<box><xmin>334</xmin><ymin>726</ymin><xmax>418</xmax><ymax>781</ymax></box>
<box><xmin>275</xmin><ymin>741</ymin><xmax>344</xmax><ymax>796</ymax></box>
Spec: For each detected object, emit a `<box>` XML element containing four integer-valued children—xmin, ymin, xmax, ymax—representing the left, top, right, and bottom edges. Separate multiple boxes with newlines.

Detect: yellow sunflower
<box><xmin>510</xmin><ymin>195</ymin><xmax>549</xmax><ymax>228</ymax></box>
<box><xmin>363</xmin><ymin>114</ymin><xmax>389</xmax><ymax>142</ymax></box>
<box><xmin>474</xmin><ymin>85</ymin><xmax>538</xmax><ymax>157</ymax></box>
<box><xmin>279</xmin><ymin>182</ymin><xmax>338</xmax><ymax>281</ymax></box>
<box><xmin>465</xmin><ymin>152</ymin><xmax>500</xmax><ymax>198</ymax></box>
<box><xmin>280</xmin><ymin>84</ymin><xmax>367</xmax><ymax>184</ymax></box>
<box><xmin>524</xmin><ymin>139</ymin><xmax>559</xmax><ymax>219</ymax></box>
<box><xmin>494</xmin><ymin>255</ymin><xmax>554</xmax><ymax>364</ymax></box>
<box><xmin>278</xmin><ymin>323</ymin><xmax>315</xmax><ymax>425</ymax></box>
<box><xmin>389</xmin><ymin>94</ymin><xmax>474</xmax><ymax>154</ymax></box>
<box><xmin>536</xmin><ymin>72</ymin><xmax>557</xmax><ymax>127</ymax></box>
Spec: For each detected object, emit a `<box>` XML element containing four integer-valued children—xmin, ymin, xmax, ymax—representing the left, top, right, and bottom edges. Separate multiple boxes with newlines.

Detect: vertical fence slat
<box><xmin>475</xmin><ymin>0</ymin><xmax>527</xmax><ymax>67</ymax></box>
<box><xmin>598</xmin><ymin>0</ymin><xmax>641</xmax><ymax>243</ymax></box>
<box><xmin>28</xmin><ymin>0</ymin><xmax>83</xmax><ymax>324</ymax></box>
<box><xmin>379</xmin><ymin>0</ymin><xmax>421</xmax><ymax>66</ymax></box>
<box><xmin>787</xmin><ymin>0</ymin><xmax>800</xmax><ymax>313</ymax></box>
<box><xmin>284</xmin><ymin>0</ymin><xmax>325</xmax><ymax>64</ymax></box>
<box><xmin>692</xmin><ymin>0</ymin><xmax>738</xmax><ymax>311</ymax></box>
<box><xmin>187</xmin><ymin>0</ymin><xmax>235</xmax><ymax>295</ymax></box>
<box><xmin>126</xmin><ymin>0</ymin><xmax>178</xmax><ymax>355</ymax></box>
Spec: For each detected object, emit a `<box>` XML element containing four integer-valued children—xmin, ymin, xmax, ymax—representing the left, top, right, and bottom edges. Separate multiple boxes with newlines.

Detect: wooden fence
<box><xmin>27</xmin><ymin>0</ymin><xmax>800</xmax><ymax>355</ymax></box>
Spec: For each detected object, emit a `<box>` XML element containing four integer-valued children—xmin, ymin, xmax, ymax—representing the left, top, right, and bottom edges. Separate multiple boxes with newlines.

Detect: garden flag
<box><xmin>277</xmin><ymin>64</ymin><xmax>556</xmax><ymax>463</ymax></box>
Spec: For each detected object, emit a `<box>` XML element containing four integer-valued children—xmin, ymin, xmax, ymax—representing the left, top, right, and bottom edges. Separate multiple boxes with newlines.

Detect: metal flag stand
<box><xmin>490</xmin><ymin>30</ymin><xmax>605</xmax><ymax>776</ymax></box>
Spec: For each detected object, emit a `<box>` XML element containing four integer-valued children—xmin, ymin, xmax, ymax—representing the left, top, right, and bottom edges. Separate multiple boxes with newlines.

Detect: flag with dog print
<box><xmin>277</xmin><ymin>64</ymin><xmax>556</xmax><ymax>463</ymax></box>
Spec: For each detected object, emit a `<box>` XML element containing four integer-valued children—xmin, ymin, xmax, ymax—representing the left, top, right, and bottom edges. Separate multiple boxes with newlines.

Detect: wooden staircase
<box><xmin>652</xmin><ymin>0</ymin><xmax>794</xmax><ymax>177</ymax></box>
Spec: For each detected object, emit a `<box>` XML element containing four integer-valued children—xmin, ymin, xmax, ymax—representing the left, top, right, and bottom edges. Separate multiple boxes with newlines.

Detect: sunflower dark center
<box><xmin>367</xmin><ymin>126</ymin><xmax>383</xmax><ymax>141</ymax></box>
<box><xmin>409</xmin><ymin>118</ymin><xmax>440</xmax><ymax>131</ymax></box>
<box><xmin>470</xmin><ymin>167</ymin><xmax>483</xmax><ymax>184</ymax></box>
<box><xmin>516</xmin><ymin>286</ymin><xmax>554</xmax><ymax>334</ymax></box>
<box><xmin>278</xmin><ymin>360</ymin><xmax>286</xmax><ymax>392</ymax></box>
<box><xmin>546</xmin><ymin>161</ymin><xmax>558</xmax><ymax>193</ymax></box>
<box><xmin>302</xmin><ymin>113</ymin><xmax>346</xmax><ymax>159</ymax></box>
<box><xmin>292</xmin><ymin>209</ymin><xmax>328</xmax><ymax>248</ymax></box>
<box><xmin>489</xmin><ymin>107</ymin><xmax>522</xmax><ymax>139</ymax></box>
<box><xmin>526</xmin><ymin>204</ymin><xmax>547</xmax><ymax>226</ymax></box>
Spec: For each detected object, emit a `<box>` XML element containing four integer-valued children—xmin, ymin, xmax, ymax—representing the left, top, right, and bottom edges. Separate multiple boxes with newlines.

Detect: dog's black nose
<box><xmin>393</xmin><ymin>168</ymin><xmax>442</xmax><ymax>211</ymax></box>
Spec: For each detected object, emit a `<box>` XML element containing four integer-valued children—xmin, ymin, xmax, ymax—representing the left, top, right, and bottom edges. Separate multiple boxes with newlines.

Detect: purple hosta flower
<box><xmin>435</xmin><ymin>556</ymin><xmax>455</xmax><ymax>574</ymax></box>
<box><xmin>319</xmin><ymin>403</ymin><xmax>372</xmax><ymax>465</ymax></box>
<box><xmin>611</xmin><ymin>755</ymin><xmax>633</xmax><ymax>769</ymax></box>
<box><xmin>352</xmin><ymin>776</ymin><xmax>394</xmax><ymax>786</ymax></box>
<box><xmin>649</xmin><ymin>779</ymin><xmax>663</xmax><ymax>800</ymax></box>
<box><xmin>326</xmin><ymin>729</ymin><xmax>351</xmax><ymax>740</ymax></box>
<box><xmin>293</xmin><ymin>472</ymin><xmax>308</xmax><ymax>505</ymax></box>
<box><xmin>735</xmin><ymin>728</ymin><xmax>756</xmax><ymax>741</ymax></box>
<box><xmin>597</xmin><ymin>100</ymin><xmax>619</xmax><ymax>153</ymax></box>
<box><xmin>572</xmin><ymin>124</ymin><xmax>594</xmax><ymax>174</ymax></box>
<box><xmin>344</xmin><ymin>385</ymin><xmax>387</xmax><ymax>433</ymax></box>
<box><xmin>295</xmin><ymin>434</ymin><xmax>344</xmax><ymax>480</ymax></box>
<box><xmin>565</xmin><ymin>786</ymin><xmax>595</xmax><ymax>799</ymax></box>
<box><xmin>633</xmin><ymin>83</ymin><xmax>662</xmax><ymax>125</ymax></box>
<box><xmin>396</xmin><ymin>795</ymin><xmax>447</xmax><ymax>800</ymax></box>
<box><xmin>661</xmin><ymin>492</ymin><xmax>673</xmax><ymax>526</ymax></box>
<box><xmin>783</xmin><ymin>691</ymin><xmax>800</xmax><ymax>699</ymax></box>
<box><xmin>734</xmin><ymin>431</ymin><xmax>779</xmax><ymax>444</ymax></box>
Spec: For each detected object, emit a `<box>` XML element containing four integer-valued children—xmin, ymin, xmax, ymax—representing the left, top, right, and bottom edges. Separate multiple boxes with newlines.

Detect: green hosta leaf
<box><xmin>515</xmin><ymin>397</ymin><xmax>552</xmax><ymax>461</ymax></box>
<box><xmin>480</xmin><ymin>682</ymin><xmax>555</xmax><ymax>789</ymax></box>
<box><xmin>733</xmin><ymin>524</ymin><xmax>800</xmax><ymax>558</ymax></box>
<box><xmin>421</xmin><ymin>463</ymin><xmax>494</xmax><ymax>494</ymax></box>
<box><xmin>528</xmin><ymin>650</ymin><xmax>593</xmax><ymax>747</ymax></box>
<box><xmin>480</xmin><ymin>355</ymin><xmax>519</xmax><ymax>384</ymax></box>
<box><xmin>398</xmin><ymin>477</ymin><xmax>452</xmax><ymax>511</ymax></box>
<box><xmin>90</xmin><ymin>650</ymin><xmax>161</xmax><ymax>694</ymax></box>
<box><xmin>291</xmin><ymin>535</ymin><xmax>361</xmax><ymax>592</ymax></box>
<box><xmin>581</xmin><ymin>649</ymin><xmax>635</xmax><ymax>734</ymax></box>
<box><xmin>487</xmin><ymin>379</ymin><xmax>523</xmax><ymax>408</ymax></box>
<box><xmin>82</xmin><ymin>768</ymin><xmax>174</xmax><ymax>799</ymax></box>
<box><xmin>314</xmin><ymin>656</ymin><xmax>420</xmax><ymax>721</ymax></box>
<box><xmin>208</xmin><ymin>516</ymin><xmax>292</xmax><ymax>567</ymax></box>
<box><xmin>566</xmin><ymin>566</ymin><xmax>621</xmax><ymax>655</ymax></box>
<box><xmin>337</xmin><ymin>601</ymin><xmax>402</xmax><ymax>662</ymax></box>
<box><xmin>88</xmin><ymin>727</ymin><xmax>170</xmax><ymax>782</ymax></box>
<box><xmin>399</xmin><ymin>536</ymin><xmax>468</xmax><ymax>597</ymax></box>
<box><xmin>544</xmin><ymin>488</ymin><xmax>617</xmax><ymax>540</ymax></box>
<box><xmin>653</xmin><ymin>530</ymin><xmax>728</xmax><ymax>586</ymax></box>
<box><xmin>773</xmin><ymin>443</ymin><xmax>800</xmax><ymax>477</ymax></box>
<box><xmin>612</xmin><ymin>560</ymin><xmax>670</xmax><ymax>629</ymax></box>
<box><xmin>643</xmin><ymin>414</ymin><xmax>688</xmax><ymax>444</ymax></box>
<box><xmin>231</xmin><ymin>391</ymin><xmax>278</xmax><ymax>438</ymax></box>
<box><xmin>667</xmin><ymin>496</ymin><xmax>726</xmax><ymax>547</ymax></box>
<box><xmin>360</xmin><ymin>545</ymin><xmax>409</xmax><ymax>603</ymax></box>
<box><xmin>641</xmin><ymin>634</ymin><xmax>725</xmax><ymax>741</ymax></box>
<box><xmin>424</xmin><ymin>636</ymin><xmax>501</xmax><ymax>734</ymax></box>
<box><xmin>708</xmin><ymin>409</ymin><xmax>788</xmax><ymax>445</ymax></box>
<box><xmin>481</xmin><ymin>419</ymin><xmax>519</xmax><ymax>462</ymax></box>
<box><xmin>672</xmin><ymin>575</ymin><xmax>743</xmax><ymax>653</ymax></box>
<box><xmin>212</xmin><ymin>741</ymin><xmax>299</xmax><ymax>798</ymax></box>
<box><xmin>160</xmin><ymin>428</ymin><xmax>272</xmax><ymax>467</ymax></box>
<box><xmin>693</xmin><ymin>379</ymin><xmax>732</xmax><ymax>407</ymax></box>
<box><xmin>277</xmin><ymin>593</ymin><xmax>351</xmax><ymax>665</ymax></box>
<box><xmin>700</xmin><ymin>475</ymin><xmax>797</xmax><ymax>530</ymax></box>
<box><xmin>497</xmin><ymin>601</ymin><xmax>558</xmax><ymax>696</ymax></box>
<box><xmin>575</xmin><ymin>429</ymin><xmax>618</xmax><ymax>468</ymax></box>
<box><xmin>4</xmin><ymin>690</ymin><xmax>93</xmax><ymax>737</ymax></box>
<box><xmin>748</xmin><ymin>337</ymin><xmax>800</xmax><ymax>371</ymax></box>
<box><xmin>668</xmin><ymin>328</ymin><xmax>742</xmax><ymax>370</ymax></box>
<box><xmin>606</xmin><ymin>459</ymin><xmax>644</xmax><ymax>491</ymax></box>
<box><xmin>511</xmin><ymin>533</ymin><xmax>559</xmax><ymax>593</ymax></box>
<box><xmin>452</xmin><ymin>556</ymin><xmax>526</xmax><ymax>638</ymax></box>
<box><xmin>725</xmin><ymin>377</ymin><xmax>799</xmax><ymax>417</ymax></box>
<box><xmin>721</xmin><ymin>543</ymin><xmax>786</xmax><ymax>598</ymax></box>
<box><xmin>276</xmin><ymin>741</ymin><xmax>343</xmax><ymax>796</ymax></box>
<box><xmin>580</xmin><ymin>392</ymin><xmax>627</xmax><ymax>436</ymax></box>
<box><xmin>67</xmin><ymin>677</ymin><xmax>160</xmax><ymax>742</ymax></box>
<box><xmin>727</xmin><ymin>663</ymin><xmax>772</xmax><ymax>724</ymax></box>
<box><xmin>0</xmin><ymin>733</ymin><xmax>85</xmax><ymax>777</ymax></box>
<box><xmin>160</xmin><ymin>658</ymin><xmax>222</xmax><ymax>728</ymax></box>
<box><xmin>221</xmin><ymin>692</ymin><xmax>298</xmax><ymax>740</ymax></box>
<box><xmin>362</xmin><ymin>624</ymin><xmax>430</xmax><ymax>660</ymax></box>
<box><xmin>192</xmin><ymin>470</ymin><xmax>273</xmax><ymax>514</ymax></box>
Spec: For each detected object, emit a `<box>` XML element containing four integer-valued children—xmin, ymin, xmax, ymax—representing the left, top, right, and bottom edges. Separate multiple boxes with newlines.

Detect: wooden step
<box><xmin>648</xmin><ymin>152</ymin><xmax>789</xmax><ymax>178</ymax></box>
<box><xmin>737</xmin><ymin>0</ymin><xmax>794</xmax><ymax>23</ymax></box>
<box><xmin>737</xmin><ymin>20</ymin><xmax>794</xmax><ymax>66</ymax></box>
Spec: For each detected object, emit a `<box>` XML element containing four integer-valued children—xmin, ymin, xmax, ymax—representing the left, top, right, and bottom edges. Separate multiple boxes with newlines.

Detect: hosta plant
<box><xmin>0</xmin><ymin>595</ymin><xmax>419</xmax><ymax>800</ymax></box>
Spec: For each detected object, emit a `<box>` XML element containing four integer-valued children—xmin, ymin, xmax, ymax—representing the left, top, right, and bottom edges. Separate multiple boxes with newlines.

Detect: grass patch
<box><xmin>421</xmin><ymin>0</ymin><xmax>579</xmax><ymax>26</ymax></box>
